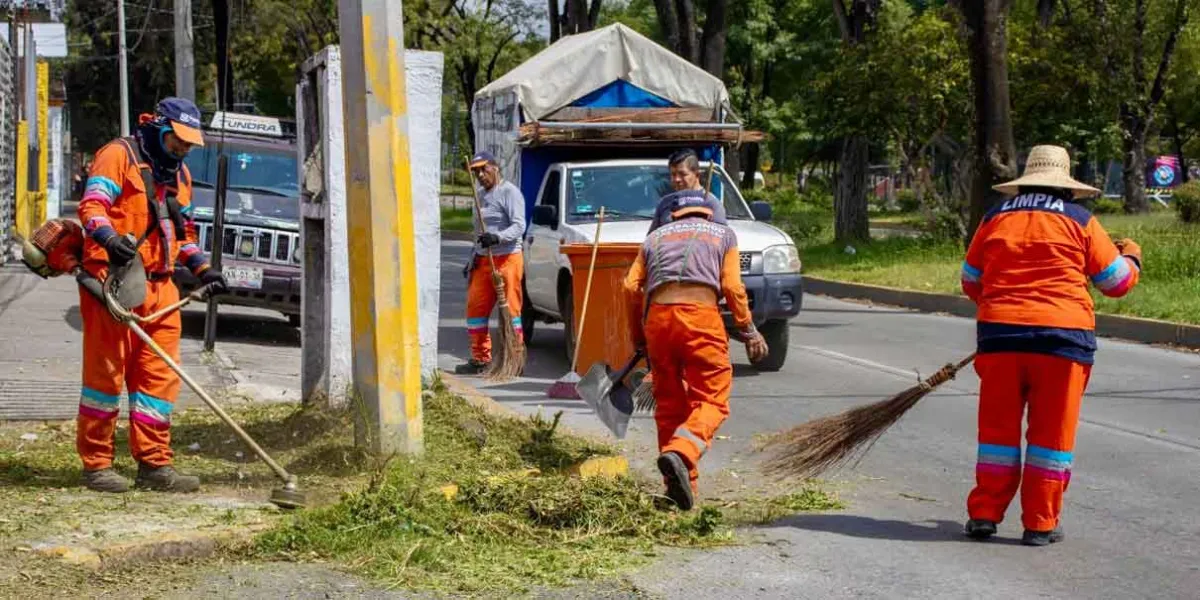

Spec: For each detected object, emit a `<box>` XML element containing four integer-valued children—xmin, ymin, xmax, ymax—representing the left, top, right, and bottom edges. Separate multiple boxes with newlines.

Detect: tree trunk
<box><xmin>1121</xmin><ymin>106</ymin><xmax>1150</xmax><ymax>213</ymax></box>
<box><xmin>700</xmin><ymin>0</ymin><xmax>728</xmax><ymax>76</ymax></box>
<box><xmin>549</xmin><ymin>0</ymin><xmax>561</xmax><ymax>42</ymax></box>
<box><xmin>835</xmin><ymin>136</ymin><xmax>871</xmax><ymax>242</ymax></box>
<box><xmin>564</xmin><ymin>0</ymin><xmax>590</xmax><ymax>35</ymax></box>
<box><xmin>653</xmin><ymin>0</ymin><xmax>682</xmax><ymax>55</ymax></box>
<box><xmin>742</xmin><ymin>143</ymin><xmax>760</xmax><ymax>190</ymax></box>
<box><xmin>676</xmin><ymin>0</ymin><xmax>699</xmax><ymax>64</ymax></box>
<box><xmin>958</xmin><ymin>0</ymin><xmax>1018</xmax><ymax>244</ymax></box>
<box><xmin>725</xmin><ymin>145</ymin><xmax>742</xmax><ymax>185</ymax></box>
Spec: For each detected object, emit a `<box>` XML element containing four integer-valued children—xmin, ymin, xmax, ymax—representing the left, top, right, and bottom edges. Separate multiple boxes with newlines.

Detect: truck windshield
<box><xmin>564</xmin><ymin>164</ymin><xmax>752</xmax><ymax>223</ymax></box>
<box><xmin>183</xmin><ymin>142</ymin><xmax>299</xmax><ymax>220</ymax></box>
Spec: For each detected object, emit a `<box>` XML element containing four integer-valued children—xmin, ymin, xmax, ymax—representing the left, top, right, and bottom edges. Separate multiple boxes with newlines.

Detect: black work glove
<box><xmin>199</xmin><ymin>268</ymin><xmax>229</xmax><ymax>297</ymax></box>
<box><xmin>478</xmin><ymin>232</ymin><xmax>501</xmax><ymax>248</ymax></box>
<box><xmin>104</xmin><ymin>235</ymin><xmax>137</xmax><ymax>268</ymax></box>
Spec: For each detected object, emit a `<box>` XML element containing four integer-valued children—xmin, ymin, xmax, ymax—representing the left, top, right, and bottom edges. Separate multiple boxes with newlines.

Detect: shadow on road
<box><xmin>179</xmin><ymin>308</ymin><xmax>300</xmax><ymax>347</ymax></box>
<box><xmin>774</xmin><ymin>513</ymin><xmax>1004</xmax><ymax>544</ymax></box>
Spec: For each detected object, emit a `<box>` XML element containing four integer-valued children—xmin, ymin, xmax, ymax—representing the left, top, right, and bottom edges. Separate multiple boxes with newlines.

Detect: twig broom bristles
<box><xmin>759</xmin><ymin>353</ymin><xmax>976</xmax><ymax>480</ymax></box>
<box><xmin>466</xmin><ymin>158</ymin><xmax>526</xmax><ymax>382</ymax></box>
<box><xmin>633</xmin><ymin>161</ymin><xmax>720</xmax><ymax>413</ymax></box>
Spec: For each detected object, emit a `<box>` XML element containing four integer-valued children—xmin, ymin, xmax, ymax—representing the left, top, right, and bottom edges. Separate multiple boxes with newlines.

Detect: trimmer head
<box><xmin>269</xmin><ymin>480</ymin><xmax>307</xmax><ymax>510</ymax></box>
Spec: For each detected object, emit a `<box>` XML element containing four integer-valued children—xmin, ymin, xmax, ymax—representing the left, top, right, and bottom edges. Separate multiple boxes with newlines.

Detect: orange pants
<box><xmin>968</xmin><ymin>352</ymin><xmax>1091</xmax><ymax>532</ymax></box>
<box><xmin>644</xmin><ymin>302</ymin><xmax>731</xmax><ymax>493</ymax></box>
<box><xmin>78</xmin><ymin>277</ymin><xmax>182</xmax><ymax>471</ymax></box>
<box><xmin>466</xmin><ymin>253</ymin><xmax>523</xmax><ymax>363</ymax></box>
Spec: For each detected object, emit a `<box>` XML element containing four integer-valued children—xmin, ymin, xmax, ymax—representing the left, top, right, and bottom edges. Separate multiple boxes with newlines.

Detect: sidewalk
<box><xmin>0</xmin><ymin>265</ymin><xmax>234</xmax><ymax>420</ymax></box>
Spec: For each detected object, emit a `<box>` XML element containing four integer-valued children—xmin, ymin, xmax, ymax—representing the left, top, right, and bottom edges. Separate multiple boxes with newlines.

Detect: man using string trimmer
<box><xmin>76</xmin><ymin>97</ymin><xmax>227</xmax><ymax>493</ymax></box>
<box><xmin>622</xmin><ymin>192</ymin><xmax>767</xmax><ymax>511</ymax></box>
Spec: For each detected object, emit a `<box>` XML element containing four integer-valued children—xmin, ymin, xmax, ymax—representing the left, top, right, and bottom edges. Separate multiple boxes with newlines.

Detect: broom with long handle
<box><xmin>633</xmin><ymin>161</ymin><xmax>720</xmax><ymax>413</ymax></box>
<box><xmin>466</xmin><ymin>158</ymin><xmax>526</xmax><ymax>381</ymax></box>
<box><xmin>758</xmin><ymin>353</ymin><xmax>976</xmax><ymax>480</ymax></box>
<box><xmin>547</xmin><ymin>207</ymin><xmax>605</xmax><ymax>398</ymax></box>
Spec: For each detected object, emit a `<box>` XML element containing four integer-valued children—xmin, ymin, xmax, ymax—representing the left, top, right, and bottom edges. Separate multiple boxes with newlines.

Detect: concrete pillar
<box><xmin>297</xmin><ymin>45</ymin><xmax>443</xmax><ymax>410</ymax></box>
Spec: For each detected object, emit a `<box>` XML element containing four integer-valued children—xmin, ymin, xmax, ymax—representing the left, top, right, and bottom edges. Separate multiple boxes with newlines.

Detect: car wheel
<box><xmin>752</xmin><ymin>319</ymin><xmax>789</xmax><ymax>372</ymax></box>
<box><xmin>560</xmin><ymin>286</ymin><xmax>576</xmax><ymax>366</ymax></box>
<box><xmin>520</xmin><ymin>278</ymin><xmax>537</xmax><ymax>345</ymax></box>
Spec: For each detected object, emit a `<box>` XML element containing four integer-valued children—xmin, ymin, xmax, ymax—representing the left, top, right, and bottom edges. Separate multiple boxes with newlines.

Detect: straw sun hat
<box><xmin>992</xmin><ymin>145</ymin><xmax>1101</xmax><ymax>199</ymax></box>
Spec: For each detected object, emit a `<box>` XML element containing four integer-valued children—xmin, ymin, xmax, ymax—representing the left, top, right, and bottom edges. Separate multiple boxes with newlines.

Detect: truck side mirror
<box><xmin>750</xmin><ymin>201</ymin><xmax>773</xmax><ymax>222</ymax></box>
<box><xmin>532</xmin><ymin>205</ymin><xmax>558</xmax><ymax>229</ymax></box>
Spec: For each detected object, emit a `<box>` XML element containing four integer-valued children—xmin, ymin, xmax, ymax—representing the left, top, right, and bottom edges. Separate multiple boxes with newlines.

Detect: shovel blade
<box><xmin>576</xmin><ymin>362</ymin><xmax>632</xmax><ymax>439</ymax></box>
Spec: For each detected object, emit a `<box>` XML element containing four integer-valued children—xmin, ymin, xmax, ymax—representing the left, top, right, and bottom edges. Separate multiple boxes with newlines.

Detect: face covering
<box><xmin>134</xmin><ymin>115</ymin><xmax>183</xmax><ymax>184</ymax></box>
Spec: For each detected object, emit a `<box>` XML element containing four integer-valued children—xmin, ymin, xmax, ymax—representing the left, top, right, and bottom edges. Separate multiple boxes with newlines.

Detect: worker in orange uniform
<box><xmin>623</xmin><ymin>194</ymin><xmax>768</xmax><ymax>510</ymax></box>
<box><xmin>456</xmin><ymin>150</ymin><xmax>527</xmax><ymax>375</ymax></box>
<box><xmin>960</xmin><ymin>145</ymin><xmax>1141</xmax><ymax>546</ymax></box>
<box><xmin>77</xmin><ymin>97</ymin><xmax>227</xmax><ymax>493</ymax></box>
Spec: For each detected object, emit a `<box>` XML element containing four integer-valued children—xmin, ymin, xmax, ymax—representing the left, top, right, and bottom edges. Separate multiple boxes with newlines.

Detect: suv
<box><xmin>521</xmin><ymin>159</ymin><xmax>803</xmax><ymax>371</ymax></box>
<box><xmin>172</xmin><ymin>112</ymin><xmax>303</xmax><ymax>325</ymax></box>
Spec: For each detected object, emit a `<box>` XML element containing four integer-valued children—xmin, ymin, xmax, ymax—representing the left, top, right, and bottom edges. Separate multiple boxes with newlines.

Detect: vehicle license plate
<box><xmin>222</xmin><ymin>266</ymin><xmax>263</xmax><ymax>290</ymax></box>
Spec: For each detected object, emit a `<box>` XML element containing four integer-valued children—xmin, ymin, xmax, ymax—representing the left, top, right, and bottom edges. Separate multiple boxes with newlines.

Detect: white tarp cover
<box><xmin>474</xmin><ymin>23</ymin><xmax>732</xmax><ymax>122</ymax></box>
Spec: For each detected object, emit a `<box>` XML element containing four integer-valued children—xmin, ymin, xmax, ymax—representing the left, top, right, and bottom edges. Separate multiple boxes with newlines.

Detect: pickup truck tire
<box><xmin>520</xmin><ymin>278</ymin><xmax>537</xmax><ymax>345</ymax></box>
<box><xmin>561</xmin><ymin>288</ymin><xmax>576</xmax><ymax>366</ymax></box>
<box><xmin>752</xmin><ymin>319</ymin><xmax>789</xmax><ymax>372</ymax></box>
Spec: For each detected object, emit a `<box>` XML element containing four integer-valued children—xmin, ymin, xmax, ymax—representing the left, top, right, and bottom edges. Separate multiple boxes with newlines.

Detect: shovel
<box><xmin>576</xmin><ymin>349</ymin><xmax>645</xmax><ymax>439</ymax></box>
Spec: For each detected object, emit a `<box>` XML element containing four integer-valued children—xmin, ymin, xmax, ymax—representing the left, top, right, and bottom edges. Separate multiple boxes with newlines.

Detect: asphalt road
<box><xmin>438</xmin><ymin>239</ymin><xmax>1200</xmax><ymax>600</ymax></box>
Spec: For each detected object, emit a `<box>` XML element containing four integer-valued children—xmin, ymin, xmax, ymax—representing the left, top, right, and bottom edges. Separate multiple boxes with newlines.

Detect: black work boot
<box><xmin>657</xmin><ymin>451</ymin><xmax>695</xmax><ymax>511</ymax></box>
<box><xmin>135</xmin><ymin>463</ymin><xmax>201</xmax><ymax>493</ymax></box>
<box><xmin>454</xmin><ymin>359</ymin><xmax>489</xmax><ymax>375</ymax></box>
<box><xmin>82</xmin><ymin>468</ymin><xmax>131</xmax><ymax>493</ymax></box>
<box><xmin>965</xmin><ymin>519</ymin><xmax>997</xmax><ymax>540</ymax></box>
<box><xmin>1022</xmin><ymin>527</ymin><xmax>1065</xmax><ymax>547</ymax></box>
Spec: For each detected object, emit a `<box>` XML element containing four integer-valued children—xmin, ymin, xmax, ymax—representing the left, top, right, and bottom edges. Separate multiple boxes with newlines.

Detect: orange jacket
<box><xmin>79</xmin><ymin>134</ymin><xmax>207</xmax><ymax>278</ymax></box>
<box><xmin>623</xmin><ymin>217</ymin><xmax>754</xmax><ymax>347</ymax></box>
<box><xmin>961</xmin><ymin>192</ymin><xmax>1139</xmax><ymax>363</ymax></box>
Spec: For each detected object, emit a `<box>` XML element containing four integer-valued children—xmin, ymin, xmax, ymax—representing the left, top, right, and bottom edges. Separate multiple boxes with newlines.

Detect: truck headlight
<box><xmin>762</xmin><ymin>244</ymin><xmax>801</xmax><ymax>274</ymax></box>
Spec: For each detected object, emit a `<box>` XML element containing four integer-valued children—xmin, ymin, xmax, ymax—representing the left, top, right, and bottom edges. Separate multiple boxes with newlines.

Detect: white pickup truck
<box><xmin>519</xmin><ymin>158</ymin><xmax>803</xmax><ymax>371</ymax></box>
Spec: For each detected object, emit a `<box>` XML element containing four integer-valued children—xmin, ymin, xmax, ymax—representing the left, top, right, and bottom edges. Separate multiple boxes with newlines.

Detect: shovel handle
<box><xmin>611</xmin><ymin>349</ymin><xmax>645</xmax><ymax>383</ymax></box>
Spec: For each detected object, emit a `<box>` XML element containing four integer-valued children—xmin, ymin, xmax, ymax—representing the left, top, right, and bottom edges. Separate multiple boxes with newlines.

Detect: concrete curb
<box><xmin>803</xmin><ymin>275</ymin><xmax>1200</xmax><ymax>348</ymax></box>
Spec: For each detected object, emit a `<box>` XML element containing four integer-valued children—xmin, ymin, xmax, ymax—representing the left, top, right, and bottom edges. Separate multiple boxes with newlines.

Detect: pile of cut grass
<box><xmin>252</xmin><ymin>382</ymin><xmax>841</xmax><ymax>594</ymax></box>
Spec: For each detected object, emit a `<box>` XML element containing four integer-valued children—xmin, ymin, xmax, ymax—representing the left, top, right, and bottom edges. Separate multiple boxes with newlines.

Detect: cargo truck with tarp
<box><xmin>471</xmin><ymin>23</ymin><xmax>803</xmax><ymax>371</ymax></box>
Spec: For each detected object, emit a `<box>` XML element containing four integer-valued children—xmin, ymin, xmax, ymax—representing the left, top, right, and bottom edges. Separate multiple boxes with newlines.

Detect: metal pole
<box><xmin>174</xmin><ymin>0</ymin><xmax>195</xmax><ymax>101</ymax></box>
<box><xmin>337</xmin><ymin>0</ymin><xmax>423</xmax><ymax>455</ymax></box>
<box><xmin>117</xmin><ymin>0</ymin><xmax>129</xmax><ymax>136</ymax></box>
<box><xmin>203</xmin><ymin>154</ymin><xmax>228</xmax><ymax>351</ymax></box>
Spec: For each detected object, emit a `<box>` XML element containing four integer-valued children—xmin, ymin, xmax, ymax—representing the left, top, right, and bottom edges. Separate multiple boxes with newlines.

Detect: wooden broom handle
<box><xmin>570</xmin><ymin>206</ymin><xmax>604</xmax><ymax>372</ymax></box>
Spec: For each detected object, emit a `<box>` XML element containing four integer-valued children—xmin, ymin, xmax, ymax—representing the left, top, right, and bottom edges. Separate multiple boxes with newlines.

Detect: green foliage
<box><xmin>253</xmin><ymin>391</ymin><xmax>843</xmax><ymax>593</ymax></box>
<box><xmin>896</xmin><ymin>189</ymin><xmax>921</xmax><ymax>213</ymax></box>
<box><xmin>1172</xmin><ymin>181</ymin><xmax>1200</xmax><ymax>223</ymax></box>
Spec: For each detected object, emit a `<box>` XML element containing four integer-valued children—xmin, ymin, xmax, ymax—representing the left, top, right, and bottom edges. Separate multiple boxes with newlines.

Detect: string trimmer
<box><xmin>77</xmin><ymin>270</ymin><xmax>307</xmax><ymax>510</ymax></box>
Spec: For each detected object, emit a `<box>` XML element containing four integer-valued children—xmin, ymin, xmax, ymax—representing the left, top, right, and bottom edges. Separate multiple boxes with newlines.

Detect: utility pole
<box><xmin>174</xmin><ymin>0</ymin><xmax>195</xmax><ymax>101</ymax></box>
<box><xmin>337</xmin><ymin>0</ymin><xmax>424</xmax><ymax>455</ymax></box>
<box><xmin>117</xmin><ymin>0</ymin><xmax>129</xmax><ymax>136</ymax></box>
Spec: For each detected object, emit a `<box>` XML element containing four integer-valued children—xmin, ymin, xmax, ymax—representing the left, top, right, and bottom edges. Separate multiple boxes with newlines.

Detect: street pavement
<box><xmin>439</xmin><ymin>239</ymin><xmax>1200</xmax><ymax>600</ymax></box>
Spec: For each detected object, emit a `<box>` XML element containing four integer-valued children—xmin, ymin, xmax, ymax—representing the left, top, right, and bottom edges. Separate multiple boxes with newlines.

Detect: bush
<box><xmin>1173</xmin><ymin>181</ymin><xmax>1200</xmax><ymax>223</ymax></box>
<box><xmin>896</xmin><ymin>189</ymin><xmax>920</xmax><ymax>213</ymax></box>
<box><xmin>1088</xmin><ymin>196</ymin><xmax>1125</xmax><ymax>215</ymax></box>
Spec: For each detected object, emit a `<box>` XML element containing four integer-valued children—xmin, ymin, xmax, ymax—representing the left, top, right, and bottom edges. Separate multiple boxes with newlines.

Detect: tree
<box><xmin>1095</xmin><ymin>0</ymin><xmax>1189</xmax><ymax>213</ymax></box>
<box><xmin>651</xmin><ymin>0</ymin><xmax>730</xmax><ymax>74</ymax></box>
<box><xmin>953</xmin><ymin>0</ymin><xmax>1018</xmax><ymax>242</ymax></box>
<box><xmin>830</xmin><ymin>0</ymin><xmax>881</xmax><ymax>243</ymax></box>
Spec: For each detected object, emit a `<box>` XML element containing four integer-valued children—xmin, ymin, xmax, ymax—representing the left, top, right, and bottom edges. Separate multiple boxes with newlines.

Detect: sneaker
<box><xmin>135</xmin><ymin>463</ymin><xmax>201</xmax><ymax>493</ymax></box>
<box><xmin>1022</xmin><ymin>527</ymin><xmax>1065</xmax><ymax>547</ymax></box>
<box><xmin>82</xmin><ymin>468</ymin><xmax>131</xmax><ymax>493</ymax></box>
<box><xmin>454</xmin><ymin>359</ymin><xmax>489</xmax><ymax>375</ymax></box>
<box><xmin>656</xmin><ymin>451</ymin><xmax>694</xmax><ymax>511</ymax></box>
<box><xmin>965</xmin><ymin>519</ymin><xmax>997</xmax><ymax>540</ymax></box>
